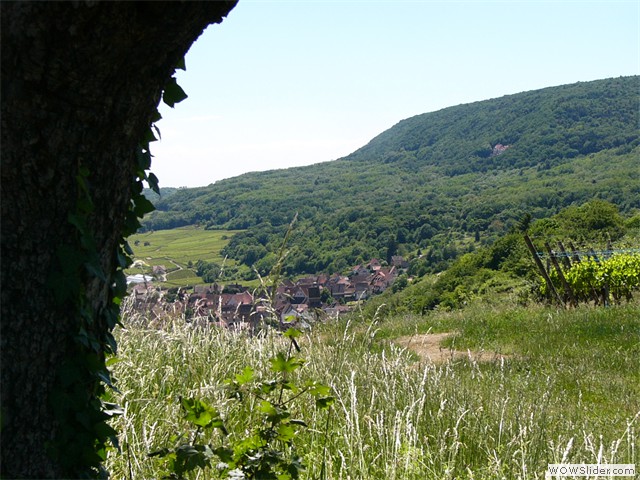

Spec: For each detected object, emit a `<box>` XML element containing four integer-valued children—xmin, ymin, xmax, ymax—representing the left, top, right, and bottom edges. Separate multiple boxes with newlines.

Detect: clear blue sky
<box><xmin>151</xmin><ymin>0</ymin><xmax>639</xmax><ymax>188</ymax></box>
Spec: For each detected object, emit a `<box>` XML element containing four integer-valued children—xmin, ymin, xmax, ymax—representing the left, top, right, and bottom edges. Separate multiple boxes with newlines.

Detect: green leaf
<box><xmin>276</xmin><ymin>423</ymin><xmax>295</xmax><ymax>443</ymax></box>
<box><xmin>148</xmin><ymin>447</ymin><xmax>172</xmax><ymax>458</ymax></box>
<box><xmin>180</xmin><ymin>397</ymin><xmax>227</xmax><ymax>433</ymax></box>
<box><xmin>68</xmin><ymin>212</ymin><xmax>88</xmax><ymax>237</ymax></box>
<box><xmin>113</xmin><ymin>271</ymin><xmax>128</xmax><ymax>300</ymax></box>
<box><xmin>102</xmin><ymin>401</ymin><xmax>124</xmax><ymax>417</ymax></box>
<box><xmin>142</xmin><ymin>127</ymin><xmax>157</xmax><ymax>144</ymax></box>
<box><xmin>58</xmin><ymin>361</ymin><xmax>82</xmax><ymax>388</ymax></box>
<box><xmin>283</xmin><ymin>328</ymin><xmax>302</xmax><ymax>340</ymax></box>
<box><xmin>152</xmin><ymin>124</ymin><xmax>162</xmax><ymax>141</ymax></box>
<box><xmin>133</xmin><ymin>195</ymin><xmax>156</xmax><ymax>218</ymax></box>
<box><xmin>212</xmin><ymin>446</ymin><xmax>234</xmax><ymax>464</ymax></box>
<box><xmin>258</xmin><ymin>400</ymin><xmax>277</xmax><ymax>418</ymax></box>
<box><xmin>84</xmin><ymin>260</ymin><xmax>107</xmax><ymax>282</ymax></box>
<box><xmin>315</xmin><ymin>396</ymin><xmax>335</xmax><ymax>409</ymax></box>
<box><xmin>269</xmin><ymin>352</ymin><xmax>304</xmax><ymax>373</ymax></box>
<box><xmin>163</xmin><ymin>77</ymin><xmax>188</xmax><ymax>108</ymax></box>
<box><xmin>105</xmin><ymin>356</ymin><xmax>122</xmax><ymax>367</ymax></box>
<box><xmin>135</xmin><ymin>147</ymin><xmax>152</xmax><ymax>172</ymax></box>
<box><xmin>256</xmin><ymin>380</ymin><xmax>278</xmax><ymax>395</ymax></box>
<box><xmin>123</xmin><ymin>240</ymin><xmax>134</xmax><ymax>256</ymax></box>
<box><xmin>147</xmin><ymin>172</ymin><xmax>160</xmax><ymax>195</ymax></box>
<box><xmin>306</xmin><ymin>382</ymin><xmax>332</xmax><ymax>398</ymax></box>
<box><xmin>150</xmin><ymin>109</ymin><xmax>162</xmax><ymax>123</ymax></box>
<box><xmin>235</xmin><ymin>366</ymin><xmax>255</xmax><ymax>385</ymax></box>
<box><xmin>286</xmin><ymin>455</ymin><xmax>305</xmax><ymax>479</ymax></box>
<box><xmin>172</xmin><ymin>444</ymin><xmax>214</xmax><ymax>476</ymax></box>
<box><xmin>281</xmin><ymin>381</ymin><xmax>300</xmax><ymax>394</ymax></box>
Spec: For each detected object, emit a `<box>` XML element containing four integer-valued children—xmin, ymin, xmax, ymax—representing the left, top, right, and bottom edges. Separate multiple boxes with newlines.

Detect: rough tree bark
<box><xmin>1</xmin><ymin>2</ymin><xmax>237</xmax><ymax>477</ymax></box>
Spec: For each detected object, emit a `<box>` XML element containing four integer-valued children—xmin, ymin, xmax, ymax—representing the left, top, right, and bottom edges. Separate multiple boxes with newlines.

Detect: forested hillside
<box><xmin>144</xmin><ymin>76</ymin><xmax>639</xmax><ymax>277</ymax></box>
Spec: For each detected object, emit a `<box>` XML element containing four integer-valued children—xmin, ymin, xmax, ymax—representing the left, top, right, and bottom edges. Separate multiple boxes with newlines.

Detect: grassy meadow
<box><xmin>126</xmin><ymin>227</ymin><xmax>243</xmax><ymax>286</ymax></box>
<box><xmin>105</xmin><ymin>299</ymin><xmax>639</xmax><ymax>479</ymax></box>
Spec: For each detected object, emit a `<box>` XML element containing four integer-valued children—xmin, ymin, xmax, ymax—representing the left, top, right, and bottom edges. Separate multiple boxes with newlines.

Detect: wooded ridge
<box><xmin>144</xmin><ymin>76</ymin><xmax>639</xmax><ymax>277</ymax></box>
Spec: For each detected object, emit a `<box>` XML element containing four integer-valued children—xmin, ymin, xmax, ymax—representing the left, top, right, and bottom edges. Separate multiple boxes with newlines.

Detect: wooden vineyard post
<box><xmin>524</xmin><ymin>234</ymin><xmax>563</xmax><ymax>306</ymax></box>
<box><xmin>568</xmin><ymin>241</ymin><xmax>581</xmax><ymax>264</ymax></box>
<box><xmin>588</xmin><ymin>249</ymin><xmax>608</xmax><ymax>305</ymax></box>
<box><xmin>545</xmin><ymin>242</ymin><xmax>578</xmax><ymax>308</ymax></box>
<box><xmin>557</xmin><ymin>241</ymin><xmax>572</xmax><ymax>270</ymax></box>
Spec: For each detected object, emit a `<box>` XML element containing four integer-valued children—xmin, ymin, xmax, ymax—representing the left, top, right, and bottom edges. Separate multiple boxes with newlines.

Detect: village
<box><xmin>129</xmin><ymin>256</ymin><xmax>408</xmax><ymax>329</ymax></box>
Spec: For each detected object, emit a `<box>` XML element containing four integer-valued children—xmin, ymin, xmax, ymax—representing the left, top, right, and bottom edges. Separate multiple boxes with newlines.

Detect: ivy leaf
<box><xmin>135</xmin><ymin>147</ymin><xmax>152</xmax><ymax>172</ymax></box>
<box><xmin>175</xmin><ymin>56</ymin><xmax>187</xmax><ymax>71</ymax></box>
<box><xmin>123</xmin><ymin>240</ymin><xmax>134</xmax><ymax>257</ymax></box>
<box><xmin>122</xmin><ymin>210</ymin><xmax>141</xmax><ymax>237</ymax></box>
<box><xmin>142</xmin><ymin>127</ymin><xmax>157</xmax><ymax>144</ymax></box>
<box><xmin>84</xmin><ymin>260</ymin><xmax>107</xmax><ymax>282</ymax></box>
<box><xmin>133</xmin><ymin>195</ymin><xmax>155</xmax><ymax>218</ymax></box>
<box><xmin>150</xmin><ymin>109</ymin><xmax>162</xmax><ymax>123</ymax></box>
<box><xmin>102</xmin><ymin>401</ymin><xmax>124</xmax><ymax>417</ymax></box>
<box><xmin>97</xmin><ymin>369</ymin><xmax>120</xmax><ymax>393</ymax></box>
<box><xmin>48</xmin><ymin>245</ymin><xmax>83</xmax><ymax>303</ymax></box>
<box><xmin>105</xmin><ymin>356</ymin><xmax>122</xmax><ymax>367</ymax></box>
<box><xmin>163</xmin><ymin>77</ymin><xmax>188</xmax><ymax>108</ymax></box>
<box><xmin>58</xmin><ymin>361</ymin><xmax>82</xmax><ymax>388</ymax></box>
<box><xmin>147</xmin><ymin>172</ymin><xmax>160</xmax><ymax>195</ymax></box>
<box><xmin>68</xmin><ymin>212</ymin><xmax>89</xmax><ymax>237</ymax></box>
<box><xmin>113</xmin><ymin>271</ymin><xmax>128</xmax><ymax>300</ymax></box>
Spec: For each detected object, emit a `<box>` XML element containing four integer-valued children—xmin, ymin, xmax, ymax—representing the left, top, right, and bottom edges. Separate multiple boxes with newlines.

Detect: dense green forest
<box><xmin>144</xmin><ymin>76</ymin><xmax>639</xmax><ymax>277</ymax></box>
<box><xmin>363</xmin><ymin>199</ymin><xmax>639</xmax><ymax>315</ymax></box>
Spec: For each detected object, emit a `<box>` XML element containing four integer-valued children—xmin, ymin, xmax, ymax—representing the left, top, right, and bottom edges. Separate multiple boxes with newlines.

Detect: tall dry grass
<box><xmin>106</xmin><ymin>299</ymin><xmax>639</xmax><ymax>479</ymax></box>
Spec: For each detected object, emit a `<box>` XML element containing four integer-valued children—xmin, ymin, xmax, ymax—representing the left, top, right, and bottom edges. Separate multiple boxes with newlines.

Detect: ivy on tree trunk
<box><xmin>0</xmin><ymin>2</ymin><xmax>237</xmax><ymax>477</ymax></box>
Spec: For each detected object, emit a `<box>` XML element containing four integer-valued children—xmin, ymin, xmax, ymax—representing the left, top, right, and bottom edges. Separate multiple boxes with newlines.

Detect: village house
<box><xmin>391</xmin><ymin>255</ymin><xmax>409</xmax><ymax>269</ymax></box>
<box><xmin>129</xmin><ymin>258</ymin><xmax>403</xmax><ymax>328</ymax></box>
<box><xmin>368</xmin><ymin>258</ymin><xmax>382</xmax><ymax>271</ymax></box>
<box><xmin>280</xmin><ymin>303</ymin><xmax>313</xmax><ymax>327</ymax></box>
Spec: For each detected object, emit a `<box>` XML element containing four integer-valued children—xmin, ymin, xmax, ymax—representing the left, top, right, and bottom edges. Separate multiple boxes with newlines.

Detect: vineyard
<box><xmin>539</xmin><ymin>251</ymin><xmax>640</xmax><ymax>306</ymax></box>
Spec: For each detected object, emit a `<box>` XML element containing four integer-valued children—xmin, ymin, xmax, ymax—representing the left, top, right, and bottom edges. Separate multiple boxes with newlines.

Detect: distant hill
<box><xmin>143</xmin><ymin>76</ymin><xmax>639</xmax><ymax>276</ymax></box>
<box><xmin>143</xmin><ymin>186</ymin><xmax>179</xmax><ymax>203</ymax></box>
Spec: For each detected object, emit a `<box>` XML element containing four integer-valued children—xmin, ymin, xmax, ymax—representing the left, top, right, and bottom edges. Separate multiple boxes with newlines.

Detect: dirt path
<box><xmin>394</xmin><ymin>332</ymin><xmax>510</xmax><ymax>364</ymax></box>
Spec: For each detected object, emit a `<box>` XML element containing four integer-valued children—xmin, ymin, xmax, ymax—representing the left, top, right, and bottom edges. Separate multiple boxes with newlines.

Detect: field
<box><xmin>105</xmin><ymin>299</ymin><xmax>640</xmax><ymax>479</ymax></box>
<box><xmin>126</xmin><ymin>227</ymin><xmax>243</xmax><ymax>286</ymax></box>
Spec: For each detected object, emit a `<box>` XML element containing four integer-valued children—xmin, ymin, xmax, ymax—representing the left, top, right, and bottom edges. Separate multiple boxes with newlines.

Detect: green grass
<box><xmin>106</xmin><ymin>299</ymin><xmax>640</xmax><ymax>479</ymax></box>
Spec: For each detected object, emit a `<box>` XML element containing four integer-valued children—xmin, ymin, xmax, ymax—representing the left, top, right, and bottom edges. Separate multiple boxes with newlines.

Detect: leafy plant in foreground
<box><xmin>149</xmin><ymin>327</ymin><xmax>334</xmax><ymax>479</ymax></box>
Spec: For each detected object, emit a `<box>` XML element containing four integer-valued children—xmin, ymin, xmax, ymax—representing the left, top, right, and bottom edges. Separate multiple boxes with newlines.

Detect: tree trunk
<box><xmin>1</xmin><ymin>2</ymin><xmax>237</xmax><ymax>477</ymax></box>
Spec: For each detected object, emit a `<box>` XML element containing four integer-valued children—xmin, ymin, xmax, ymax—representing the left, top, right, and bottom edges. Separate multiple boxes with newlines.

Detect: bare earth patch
<box><xmin>395</xmin><ymin>332</ymin><xmax>511</xmax><ymax>364</ymax></box>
